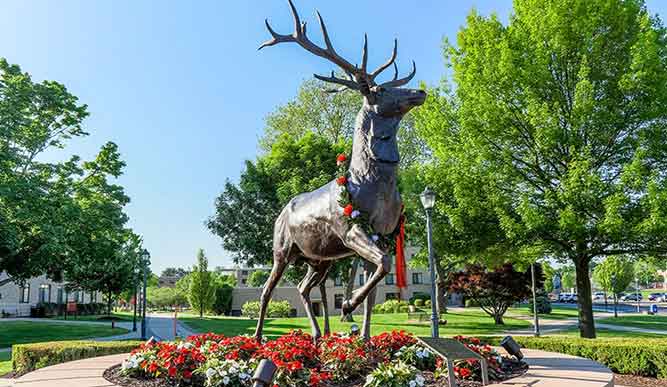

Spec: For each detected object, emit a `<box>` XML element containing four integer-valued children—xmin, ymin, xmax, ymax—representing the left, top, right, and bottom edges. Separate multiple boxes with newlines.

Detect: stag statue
<box><xmin>255</xmin><ymin>0</ymin><xmax>426</xmax><ymax>341</ymax></box>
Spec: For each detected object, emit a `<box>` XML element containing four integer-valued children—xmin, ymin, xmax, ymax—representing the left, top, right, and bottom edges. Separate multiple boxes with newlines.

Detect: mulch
<box><xmin>614</xmin><ymin>373</ymin><xmax>667</xmax><ymax>387</ymax></box>
<box><xmin>105</xmin><ymin>361</ymin><xmax>528</xmax><ymax>387</ymax></box>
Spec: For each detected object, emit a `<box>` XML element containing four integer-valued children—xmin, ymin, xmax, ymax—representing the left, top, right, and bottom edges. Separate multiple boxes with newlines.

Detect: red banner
<box><xmin>395</xmin><ymin>215</ymin><xmax>407</xmax><ymax>288</ymax></box>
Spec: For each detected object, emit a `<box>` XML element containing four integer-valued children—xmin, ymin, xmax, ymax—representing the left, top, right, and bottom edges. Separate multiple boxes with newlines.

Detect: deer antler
<box><xmin>259</xmin><ymin>0</ymin><xmax>416</xmax><ymax>92</ymax></box>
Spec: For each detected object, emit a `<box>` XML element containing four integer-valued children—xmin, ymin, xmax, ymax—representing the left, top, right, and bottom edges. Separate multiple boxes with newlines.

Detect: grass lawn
<box><xmin>509</xmin><ymin>305</ymin><xmax>581</xmax><ymax>320</ymax></box>
<box><xmin>0</xmin><ymin>352</ymin><xmax>10</xmax><ymax>376</ymax></box>
<box><xmin>0</xmin><ymin>322</ymin><xmax>128</xmax><ymax>348</ymax></box>
<box><xmin>181</xmin><ymin>310</ymin><xmax>531</xmax><ymax>338</ymax></box>
<box><xmin>597</xmin><ymin>315</ymin><xmax>667</xmax><ymax>331</ymax></box>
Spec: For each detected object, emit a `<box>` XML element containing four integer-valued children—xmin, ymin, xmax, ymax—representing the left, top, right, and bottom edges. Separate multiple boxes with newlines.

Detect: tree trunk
<box><xmin>574</xmin><ymin>256</ymin><xmax>596</xmax><ymax>338</ymax></box>
<box><xmin>342</xmin><ymin>259</ymin><xmax>358</xmax><ymax>322</ymax></box>
<box><xmin>107</xmin><ymin>289</ymin><xmax>113</xmax><ymax>316</ymax></box>
<box><xmin>494</xmin><ymin>312</ymin><xmax>504</xmax><ymax>325</ymax></box>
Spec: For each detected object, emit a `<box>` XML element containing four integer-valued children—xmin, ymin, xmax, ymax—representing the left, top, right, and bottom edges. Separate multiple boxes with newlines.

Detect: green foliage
<box><xmin>247</xmin><ymin>270</ymin><xmax>270</xmax><ymax>288</ymax></box>
<box><xmin>414</xmin><ymin>299</ymin><xmax>425</xmax><ymax>307</ymax></box>
<box><xmin>0</xmin><ymin>58</ymin><xmax>143</xmax><ymax>300</ymax></box>
<box><xmin>364</xmin><ymin>361</ymin><xmax>423</xmax><ymax>387</ymax></box>
<box><xmin>416</xmin><ymin>0</ymin><xmax>667</xmax><ymax>337</ymax></box>
<box><xmin>147</xmin><ymin>286</ymin><xmax>187</xmax><ymax>309</ymax></box>
<box><xmin>241</xmin><ymin>300</ymin><xmax>291</xmax><ymax>319</ymax></box>
<box><xmin>593</xmin><ymin>256</ymin><xmax>635</xmax><ymax>295</ymax></box>
<box><xmin>12</xmin><ymin>340</ymin><xmax>141</xmax><ymax>376</ymax></box>
<box><xmin>528</xmin><ymin>289</ymin><xmax>553</xmax><ymax>314</ymax></box>
<box><xmin>373</xmin><ymin>299</ymin><xmax>410</xmax><ymax>314</ymax></box>
<box><xmin>212</xmin><ymin>281</ymin><xmax>233</xmax><ymax>316</ymax></box>
<box><xmin>188</xmin><ymin>249</ymin><xmax>216</xmax><ymax>318</ymax></box>
<box><xmin>483</xmin><ymin>336</ymin><xmax>667</xmax><ymax>378</ymax></box>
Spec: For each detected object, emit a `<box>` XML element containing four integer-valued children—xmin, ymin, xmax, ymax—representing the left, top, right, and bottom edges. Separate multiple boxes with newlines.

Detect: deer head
<box><xmin>259</xmin><ymin>0</ymin><xmax>426</xmax><ymax>165</ymax></box>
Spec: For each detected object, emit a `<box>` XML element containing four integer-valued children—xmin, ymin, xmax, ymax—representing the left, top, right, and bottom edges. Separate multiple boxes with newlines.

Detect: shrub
<box><xmin>483</xmin><ymin>336</ymin><xmax>667</xmax><ymax>378</ymax></box>
<box><xmin>425</xmin><ymin>299</ymin><xmax>432</xmax><ymax>308</ymax></box>
<box><xmin>12</xmin><ymin>340</ymin><xmax>142</xmax><ymax>376</ymax></box>
<box><xmin>395</xmin><ymin>344</ymin><xmax>436</xmax><ymax>371</ymax></box>
<box><xmin>241</xmin><ymin>300</ymin><xmax>291</xmax><ymax>319</ymax></box>
<box><xmin>528</xmin><ymin>289</ymin><xmax>552</xmax><ymax>314</ymax></box>
<box><xmin>409</xmin><ymin>292</ymin><xmax>430</xmax><ymax>305</ymax></box>
<box><xmin>414</xmin><ymin>299</ymin><xmax>425</xmax><ymax>307</ymax></box>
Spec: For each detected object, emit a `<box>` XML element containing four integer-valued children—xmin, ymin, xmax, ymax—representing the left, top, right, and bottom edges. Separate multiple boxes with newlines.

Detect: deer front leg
<box><xmin>341</xmin><ymin>225</ymin><xmax>390</xmax><ymax>318</ymax></box>
<box><xmin>361</xmin><ymin>262</ymin><xmax>377</xmax><ymax>340</ymax></box>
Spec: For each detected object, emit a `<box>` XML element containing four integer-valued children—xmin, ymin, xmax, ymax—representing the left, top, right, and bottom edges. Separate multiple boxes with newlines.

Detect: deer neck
<box><xmin>348</xmin><ymin>106</ymin><xmax>400</xmax><ymax>185</ymax></box>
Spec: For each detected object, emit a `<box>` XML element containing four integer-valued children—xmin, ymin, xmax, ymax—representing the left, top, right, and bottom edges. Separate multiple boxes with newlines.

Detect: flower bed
<box><xmin>105</xmin><ymin>331</ymin><xmax>526</xmax><ymax>387</ymax></box>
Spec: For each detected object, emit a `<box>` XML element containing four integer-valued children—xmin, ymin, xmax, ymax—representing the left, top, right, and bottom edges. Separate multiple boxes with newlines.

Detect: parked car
<box><xmin>592</xmin><ymin>292</ymin><xmax>606</xmax><ymax>301</ymax></box>
<box><xmin>569</xmin><ymin>294</ymin><xmax>578</xmax><ymax>303</ymax></box>
<box><xmin>648</xmin><ymin>293</ymin><xmax>667</xmax><ymax>302</ymax></box>
<box><xmin>558</xmin><ymin>293</ymin><xmax>572</xmax><ymax>303</ymax></box>
<box><xmin>621</xmin><ymin>293</ymin><xmax>643</xmax><ymax>302</ymax></box>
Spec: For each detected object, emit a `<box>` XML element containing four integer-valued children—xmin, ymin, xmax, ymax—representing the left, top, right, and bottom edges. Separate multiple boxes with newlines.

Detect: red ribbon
<box><xmin>395</xmin><ymin>214</ymin><xmax>407</xmax><ymax>289</ymax></box>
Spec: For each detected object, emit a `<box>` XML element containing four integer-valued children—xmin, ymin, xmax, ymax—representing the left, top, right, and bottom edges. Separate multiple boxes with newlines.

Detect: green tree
<box><xmin>634</xmin><ymin>258</ymin><xmax>659</xmax><ymax>288</ymax></box>
<box><xmin>416</xmin><ymin>0</ymin><xmax>667</xmax><ymax>338</ymax></box>
<box><xmin>593</xmin><ymin>256</ymin><xmax>634</xmax><ymax>316</ymax></box>
<box><xmin>188</xmin><ymin>249</ymin><xmax>215</xmax><ymax>318</ymax></box>
<box><xmin>247</xmin><ymin>270</ymin><xmax>270</xmax><ymax>288</ymax></box>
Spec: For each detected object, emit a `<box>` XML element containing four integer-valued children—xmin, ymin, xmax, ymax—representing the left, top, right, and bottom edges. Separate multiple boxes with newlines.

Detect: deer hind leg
<box><xmin>341</xmin><ymin>224</ymin><xmax>391</xmax><ymax>318</ymax></box>
<box><xmin>315</xmin><ymin>262</ymin><xmax>333</xmax><ymax>336</ymax></box>
<box><xmin>254</xmin><ymin>244</ymin><xmax>291</xmax><ymax>341</ymax></box>
<box><xmin>298</xmin><ymin>264</ymin><xmax>324</xmax><ymax>341</ymax></box>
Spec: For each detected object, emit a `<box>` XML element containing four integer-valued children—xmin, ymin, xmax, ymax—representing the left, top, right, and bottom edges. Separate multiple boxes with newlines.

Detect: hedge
<box><xmin>12</xmin><ymin>340</ymin><xmax>141</xmax><ymax>376</ymax></box>
<box><xmin>484</xmin><ymin>336</ymin><xmax>667</xmax><ymax>378</ymax></box>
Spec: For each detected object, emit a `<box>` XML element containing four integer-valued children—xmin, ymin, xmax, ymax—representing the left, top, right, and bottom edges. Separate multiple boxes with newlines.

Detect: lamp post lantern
<box><xmin>420</xmin><ymin>187</ymin><xmax>439</xmax><ymax>338</ymax></box>
<box><xmin>141</xmin><ymin>249</ymin><xmax>150</xmax><ymax>340</ymax></box>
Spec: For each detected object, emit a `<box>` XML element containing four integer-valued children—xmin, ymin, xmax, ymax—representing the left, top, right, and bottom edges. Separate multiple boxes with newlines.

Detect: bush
<box><xmin>241</xmin><ymin>300</ymin><xmax>291</xmax><ymax>318</ymax></box>
<box><xmin>12</xmin><ymin>340</ymin><xmax>142</xmax><ymax>376</ymax></box>
<box><xmin>414</xmin><ymin>299</ymin><xmax>425</xmax><ymax>307</ymax></box>
<box><xmin>528</xmin><ymin>290</ymin><xmax>552</xmax><ymax>314</ymax></box>
<box><xmin>425</xmin><ymin>299</ymin><xmax>432</xmax><ymax>308</ymax></box>
<box><xmin>483</xmin><ymin>336</ymin><xmax>667</xmax><ymax>378</ymax></box>
<box><xmin>409</xmin><ymin>292</ymin><xmax>430</xmax><ymax>305</ymax></box>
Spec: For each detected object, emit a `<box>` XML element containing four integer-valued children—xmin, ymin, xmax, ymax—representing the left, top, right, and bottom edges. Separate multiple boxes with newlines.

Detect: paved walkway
<box><xmin>489</xmin><ymin>348</ymin><xmax>613</xmax><ymax>387</ymax></box>
<box><xmin>8</xmin><ymin>347</ymin><xmax>616</xmax><ymax>387</ymax></box>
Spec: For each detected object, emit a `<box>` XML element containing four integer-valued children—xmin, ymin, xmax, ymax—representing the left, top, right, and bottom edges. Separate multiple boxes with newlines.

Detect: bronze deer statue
<box><xmin>255</xmin><ymin>0</ymin><xmax>426</xmax><ymax>341</ymax></box>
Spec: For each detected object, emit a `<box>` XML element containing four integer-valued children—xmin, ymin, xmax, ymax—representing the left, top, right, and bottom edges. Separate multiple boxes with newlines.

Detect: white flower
<box><xmin>205</xmin><ymin>368</ymin><xmax>216</xmax><ymax>378</ymax></box>
<box><xmin>415</xmin><ymin>374</ymin><xmax>425</xmax><ymax>386</ymax></box>
<box><xmin>222</xmin><ymin>376</ymin><xmax>230</xmax><ymax>385</ymax></box>
<box><xmin>409</xmin><ymin>381</ymin><xmax>416</xmax><ymax>387</ymax></box>
<box><xmin>240</xmin><ymin>372</ymin><xmax>250</xmax><ymax>380</ymax></box>
<box><xmin>351</xmin><ymin>210</ymin><xmax>361</xmax><ymax>218</ymax></box>
<box><xmin>371</xmin><ymin>234</ymin><xmax>379</xmax><ymax>242</ymax></box>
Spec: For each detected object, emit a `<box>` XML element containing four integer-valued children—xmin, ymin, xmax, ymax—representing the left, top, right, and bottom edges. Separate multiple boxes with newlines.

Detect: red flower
<box><xmin>336</xmin><ymin>175</ymin><xmax>347</xmax><ymax>186</ymax></box>
<box><xmin>183</xmin><ymin>370</ymin><xmax>192</xmax><ymax>379</ymax></box>
<box><xmin>336</xmin><ymin>154</ymin><xmax>347</xmax><ymax>165</ymax></box>
<box><xmin>343</xmin><ymin>204</ymin><xmax>354</xmax><ymax>216</ymax></box>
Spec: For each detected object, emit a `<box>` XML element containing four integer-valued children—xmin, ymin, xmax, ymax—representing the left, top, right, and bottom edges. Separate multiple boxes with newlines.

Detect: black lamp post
<box><xmin>141</xmin><ymin>249</ymin><xmax>150</xmax><ymax>340</ymax></box>
<box><xmin>420</xmin><ymin>187</ymin><xmax>439</xmax><ymax>338</ymax></box>
<box><xmin>531</xmin><ymin>263</ymin><xmax>540</xmax><ymax>336</ymax></box>
<box><xmin>132</xmin><ymin>269</ymin><xmax>138</xmax><ymax>332</ymax></box>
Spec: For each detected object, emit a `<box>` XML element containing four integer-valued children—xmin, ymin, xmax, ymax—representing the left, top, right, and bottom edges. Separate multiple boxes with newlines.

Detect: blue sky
<box><xmin>3</xmin><ymin>1</ymin><xmax>665</xmax><ymax>274</ymax></box>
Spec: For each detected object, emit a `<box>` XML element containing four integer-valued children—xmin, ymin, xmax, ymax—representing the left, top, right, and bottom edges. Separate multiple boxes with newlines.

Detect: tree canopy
<box><xmin>415</xmin><ymin>0</ymin><xmax>667</xmax><ymax>338</ymax></box>
<box><xmin>0</xmin><ymin>58</ymin><xmax>144</xmax><ymax>299</ymax></box>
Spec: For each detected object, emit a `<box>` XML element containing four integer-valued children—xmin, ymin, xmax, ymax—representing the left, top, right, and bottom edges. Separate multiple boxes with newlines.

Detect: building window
<box><xmin>57</xmin><ymin>288</ymin><xmax>64</xmax><ymax>304</ymax></box>
<box><xmin>74</xmin><ymin>291</ymin><xmax>80</xmax><ymax>303</ymax></box>
<box><xmin>334</xmin><ymin>276</ymin><xmax>343</xmax><ymax>287</ymax></box>
<box><xmin>359</xmin><ymin>274</ymin><xmax>365</xmax><ymax>286</ymax></box>
<box><xmin>412</xmin><ymin>273</ymin><xmax>424</xmax><ymax>285</ymax></box>
<box><xmin>241</xmin><ymin>279</ymin><xmax>247</xmax><ymax>285</ymax></box>
<box><xmin>385</xmin><ymin>273</ymin><xmax>395</xmax><ymax>285</ymax></box>
<box><xmin>20</xmin><ymin>285</ymin><xmax>30</xmax><ymax>303</ymax></box>
<box><xmin>385</xmin><ymin>292</ymin><xmax>399</xmax><ymax>300</ymax></box>
<box><xmin>38</xmin><ymin>284</ymin><xmax>49</xmax><ymax>303</ymax></box>
<box><xmin>241</xmin><ymin>270</ymin><xmax>248</xmax><ymax>276</ymax></box>
<box><xmin>334</xmin><ymin>294</ymin><xmax>344</xmax><ymax>309</ymax></box>
<box><xmin>91</xmin><ymin>292</ymin><xmax>97</xmax><ymax>303</ymax></box>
